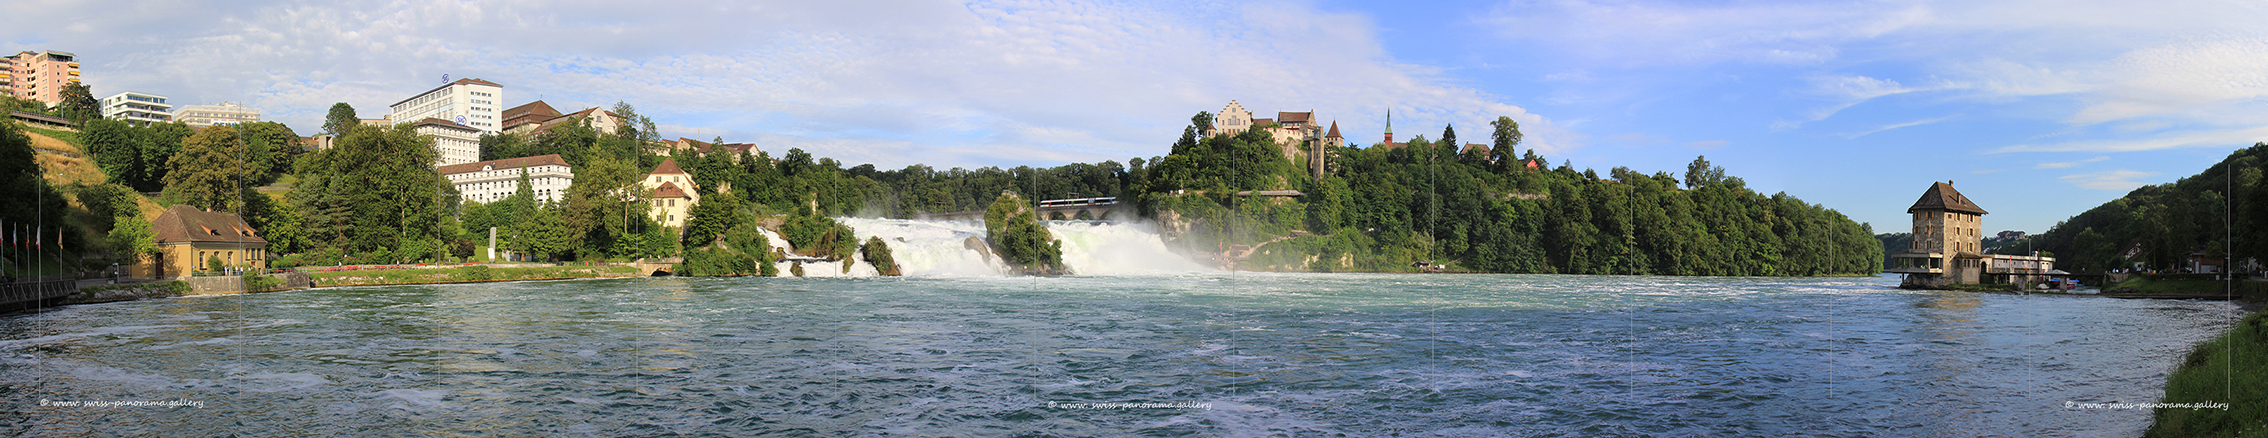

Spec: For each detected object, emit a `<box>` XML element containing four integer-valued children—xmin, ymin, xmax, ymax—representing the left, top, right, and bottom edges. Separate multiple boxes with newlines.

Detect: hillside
<box><xmin>25</xmin><ymin>128</ymin><xmax>107</xmax><ymax>187</ymax></box>
<box><xmin>2013</xmin><ymin>143</ymin><xmax>2268</xmax><ymax>274</ymax></box>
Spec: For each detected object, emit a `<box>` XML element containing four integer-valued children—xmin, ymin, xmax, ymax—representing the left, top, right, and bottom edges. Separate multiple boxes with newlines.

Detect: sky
<box><xmin>10</xmin><ymin>0</ymin><xmax>2268</xmax><ymax>234</ymax></box>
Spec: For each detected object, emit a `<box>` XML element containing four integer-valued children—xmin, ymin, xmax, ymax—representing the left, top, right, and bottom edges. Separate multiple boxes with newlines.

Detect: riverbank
<box><xmin>2146</xmin><ymin>307</ymin><xmax>2267</xmax><ymax>437</ymax></box>
<box><xmin>306</xmin><ymin>265</ymin><xmax>643</xmax><ymax>287</ymax></box>
<box><xmin>2122</xmin><ymin>276</ymin><xmax>2268</xmax><ymax>436</ymax></box>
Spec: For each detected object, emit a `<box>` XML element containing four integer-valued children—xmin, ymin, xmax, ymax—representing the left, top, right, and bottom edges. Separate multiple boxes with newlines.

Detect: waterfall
<box><xmin>835</xmin><ymin>218</ymin><xmax>1208</xmax><ymax>277</ymax></box>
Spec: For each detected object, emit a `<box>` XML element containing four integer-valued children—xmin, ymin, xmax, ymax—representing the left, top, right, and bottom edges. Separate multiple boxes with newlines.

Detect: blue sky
<box><xmin>10</xmin><ymin>0</ymin><xmax>2268</xmax><ymax>234</ymax></box>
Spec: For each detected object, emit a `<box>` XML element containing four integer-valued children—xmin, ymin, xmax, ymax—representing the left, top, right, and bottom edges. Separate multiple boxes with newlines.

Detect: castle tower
<box><xmin>1888</xmin><ymin>181</ymin><xmax>1991</xmax><ymax>287</ymax></box>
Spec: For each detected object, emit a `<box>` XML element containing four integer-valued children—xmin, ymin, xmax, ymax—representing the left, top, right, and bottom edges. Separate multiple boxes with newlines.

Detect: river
<box><xmin>0</xmin><ymin>270</ymin><xmax>2238</xmax><ymax>436</ymax></box>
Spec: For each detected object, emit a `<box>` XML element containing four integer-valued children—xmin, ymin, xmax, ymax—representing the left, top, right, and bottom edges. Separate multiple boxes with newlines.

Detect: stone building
<box><xmin>135</xmin><ymin>205</ymin><xmax>268</xmax><ymax>278</ymax></box>
<box><xmin>1887</xmin><ymin>181</ymin><xmax>2056</xmax><ymax>288</ymax></box>
<box><xmin>1209</xmin><ymin>100</ymin><xmax>1339</xmax><ymax>179</ymax></box>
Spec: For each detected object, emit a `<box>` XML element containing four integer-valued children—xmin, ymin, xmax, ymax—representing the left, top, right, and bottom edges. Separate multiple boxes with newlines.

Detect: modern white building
<box><xmin>411</xmin><ymin>118</ymin><xmax>482</xmax><ymax>167</ymax></box>
<box><xmin>438</xmin><ymin>154</ymin><xmax>574</xmax><ymax>205</ymax></box>
<box><xmin>100</xmin><ymin>91</ymin><xmax>172</xmax><ymax>125</ymax></box>
<box><xmin>390</xmin><ymin>78</ymin><xmax>503</xmax><ymax>133</ymax></box>
<box><xmin>176</xmin><ymin>102</ymin><xmax>261</xmax><ymax>127</ymax></box>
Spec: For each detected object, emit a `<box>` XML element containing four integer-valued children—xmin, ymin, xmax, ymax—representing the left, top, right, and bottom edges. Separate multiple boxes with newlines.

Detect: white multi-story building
<box><xmin>176</xmin><ymin>102</ymin><xmax>261</xmax><ymax>127</ymax></box>
<box><xmin>390</xmin><ymin>78</ymin><xmax>503</xmax><ymax>133</ymax></box>
<box><xmin>100</xmin><ymin>91</ymin><xmax>172</xmax><ymax>125</ymax></box>
<box><xmin>411</xmin><ymin>118</ymin><xmax>482</xmax><ymax>167</ymax></box>
<box><xmin>438</xmin><ymin>154</ymin><xmax>574</xmax><ymax>205</ymax></box>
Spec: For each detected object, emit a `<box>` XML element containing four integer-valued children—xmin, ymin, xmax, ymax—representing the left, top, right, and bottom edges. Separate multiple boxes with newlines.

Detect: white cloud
<box><xmin>1482</xmin><ymin>0</ymin><xmax>1931</xmax><ymax>66</ymax></box>
<box><xmin>1993</xmin><ymin>126</ymin><xmax>2268</xmax><ymax>153</ymax></box>
<box><xmin>2059</xmin><ymin>169</ymin><xmax>2159</xmax><ymax>191</ymax></box>
<box><xmin>2034</xmin><ymin>156</ymin><xmax>2108</xmax><ymax>169</ymax></box>
<box><xmin>10</xmin><ymin>0</ymin><xmax>1571</xmax><ymax>170</ymax></box>
<box><xmin>1841</xmin><ymin>115</ymin><xmax>1953</xmax><ymax>138</ymax></box>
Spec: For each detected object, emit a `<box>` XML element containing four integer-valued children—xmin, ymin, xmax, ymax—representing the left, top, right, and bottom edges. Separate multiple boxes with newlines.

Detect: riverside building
<box><xmin>1886</xmin><ymin>181</ymin><xmax>2057</xmax><ymax>288</ymax></box>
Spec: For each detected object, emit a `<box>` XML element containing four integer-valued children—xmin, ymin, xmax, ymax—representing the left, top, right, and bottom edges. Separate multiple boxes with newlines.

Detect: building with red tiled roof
<box><xmin>440</xmin><ymin>154</ymin><xmax>575</xmax><ymax>205</ymax></box>
<box><xmin>500</xmin><ymin>100</ymin><xmax>563</xmax><ymax>134</ymax></box>
<box><xmin>137</xmin><ymin>205</ymin><xmax>268</xmax><ymax>278</ymax></box>
<box><xmin>642</xmin><ymin>158</ymin><xmax>700</xmax><ymax>229</ymax></box>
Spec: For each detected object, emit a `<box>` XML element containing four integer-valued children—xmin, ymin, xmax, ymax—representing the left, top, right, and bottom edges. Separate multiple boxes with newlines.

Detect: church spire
<box><xmin>1384</xmin><ymin>107</ymin><xmax>1395</xmax><ymax>145</ymax></box>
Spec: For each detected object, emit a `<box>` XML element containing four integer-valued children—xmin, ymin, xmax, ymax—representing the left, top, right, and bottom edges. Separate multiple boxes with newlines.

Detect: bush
<box><xmin>862</xmin><ymin>236</ymin><xmax>899</xmax><ymax>276</ymax></box>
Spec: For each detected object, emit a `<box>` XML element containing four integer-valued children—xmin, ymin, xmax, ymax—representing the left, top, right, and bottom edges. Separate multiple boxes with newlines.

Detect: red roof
<box><xmin>437</xmin><ymin>153</ymin><xmax>570</xmax><ymax>176</ymax></box>
<box><xmin>1462</xmin><ymin>143</ymin><xmax>1490</xmax><ymax>156</ymax></box>
<box><xmin>1325</xmin><ymin>121</ymin><xmax>1341</xmax><ymax>138</ymax></box>
<box><xmin>652</xmin><ymin>181</ymin><xmax>690</xmax><ymax>198</ymax></box>
<box><xmin>1276</xmin><ymin>111</ymin><xmax>1313</xmax><ymax>124</ymax></box>
<box><xmin>650</xmin><ymin>157</ymin><xmax>687</xmax><ymax>175</ymax></box>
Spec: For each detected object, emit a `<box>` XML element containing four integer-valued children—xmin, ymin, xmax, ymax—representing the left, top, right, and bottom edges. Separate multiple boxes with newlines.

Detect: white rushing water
<box><xmin>836</xmin><ymin>217</ymin><xmax>1208</xmax><ymax>277</ymax></box>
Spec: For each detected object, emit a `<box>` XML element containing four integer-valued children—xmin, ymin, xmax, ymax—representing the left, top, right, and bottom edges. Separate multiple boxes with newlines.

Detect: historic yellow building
<box><xmin>133</xmin><ymin>205</ymin><xmax>268</xmax><ymax>278</ymax></box>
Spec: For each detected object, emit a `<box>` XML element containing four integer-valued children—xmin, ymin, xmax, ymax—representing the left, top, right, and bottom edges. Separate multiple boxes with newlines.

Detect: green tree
<box><xmin>509</xmin><ymin>205</ymin><xmax>573</xmax><ymax>261</ymax></box>
<box><xmin>108</xmin><ymin>213</ymin><xmax>158</xmax><ymax>264</ymax></box>
<box><xmin>81</xmin><ymin>118</ymin><xmax>142</xmax><ymax>185</ymax></box>
<box><xmin>1489</xmin><ymin>116</ymin><xmax>1522</xmax><ymax>172</ymax></box>
<box><xmin>1685</xmin><ymin>155</ymin><xmax>1725</xmax><ymax>189</ymax></box>
<box><xmin>323</xmin><ymin>103</ymin><xmax>358</xmax><ymax>136</ymax></box>
<box><xmin>135</xmin><ymin>122</ymin><xmax>192</xmax><ymax>192</ymax></box>
<box><xmin>75</xmin><ymin>183</ymin><xmax>138</xmax><ymax>230</ymax></box>
<box><xmin>57</xmin><ymin>82</ymin><xmax>100</xmax><ymax>125</ymax></box>
<box><xmin>164</xmin><ymin>126</ymin><xmax>247</xmax><ymax>213</ymax></box>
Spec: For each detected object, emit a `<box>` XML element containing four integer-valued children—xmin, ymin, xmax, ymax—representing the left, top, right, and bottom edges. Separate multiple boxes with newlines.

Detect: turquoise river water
<box><xmin>0</xmin><ymin>272</ymin><xmax>2242</xmax><ymax>436</ymax></box>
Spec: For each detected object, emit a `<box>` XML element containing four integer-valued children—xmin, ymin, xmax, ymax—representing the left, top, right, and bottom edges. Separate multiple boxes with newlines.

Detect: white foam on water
<box><xmin>836</xmin><ymin>217</ymin><xmax>1207</xmax><ymax>277</ymax></box>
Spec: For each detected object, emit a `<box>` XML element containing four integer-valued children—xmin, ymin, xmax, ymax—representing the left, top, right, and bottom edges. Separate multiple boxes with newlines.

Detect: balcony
<box><xmin>67</xmin><ymin>62</ymin><xmax>78</xmax><ymax>68</ymax></box>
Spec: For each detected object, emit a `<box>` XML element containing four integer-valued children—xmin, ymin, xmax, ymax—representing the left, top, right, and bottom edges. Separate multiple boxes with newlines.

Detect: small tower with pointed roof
<box><xmin>1383</xmin><ymin>108</ymin><xmax>1394</xmax><ymax>145</ymax></box>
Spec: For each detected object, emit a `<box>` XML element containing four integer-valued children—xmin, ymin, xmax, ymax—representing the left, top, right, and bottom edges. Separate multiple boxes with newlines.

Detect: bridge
<box><xmin>916</xmin><ymin>197</ymin><xmax>1129</xmax><ymax>222</ymax></box>
<box><xmin>0</xmin><ymin>274</ymin><xmax>84</xmax><ymax>313</ymax></box>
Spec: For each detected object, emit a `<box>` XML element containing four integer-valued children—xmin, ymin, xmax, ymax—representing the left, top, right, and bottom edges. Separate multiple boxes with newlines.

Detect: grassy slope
<box><xmin>2148</xmin><ymin>309</ymin><xmax>2268</xmax><ymax>437</ymax></box>
<box><xmin>23</xmin><ymin>129</ymin><xmax>105</xmax><ymax>187</ymax></box>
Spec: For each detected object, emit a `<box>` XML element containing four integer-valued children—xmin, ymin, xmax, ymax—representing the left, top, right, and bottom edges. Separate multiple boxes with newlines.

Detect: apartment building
<box><xmin>438</xmin><ymin>154</ymin><xmax>575</xmax><ymax>205</ymax></box>
<box><xmin>100</xmin><ymin>91</ymin><xmax>172</xmax><ymax>124</ymax></box>
<box><xmin>391</xmin><ymin>78</ymin><xmax>503</xmax><ymax>133</ymax></box>
<box><xmin>2</xmin><ymin>50</ymin><xmax>81</xmax><ymax>105</ymax></box>
<box><xmin>176</xmin><ymin>102</ymin><xmax>261</xmax><ymax>127</ymax></box>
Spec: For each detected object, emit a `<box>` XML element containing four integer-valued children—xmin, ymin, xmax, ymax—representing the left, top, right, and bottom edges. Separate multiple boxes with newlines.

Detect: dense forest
<box><xmin>1129</xmin><ymin>115</ymin><xmax>1881</xmax><ymax>275</ymax></box>
<box><xmin>1985</xmin><ymin>143</ymin><xmax>2268</xmax><ymax>274</ymax></box>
